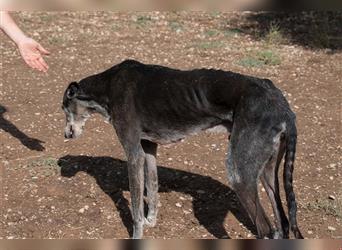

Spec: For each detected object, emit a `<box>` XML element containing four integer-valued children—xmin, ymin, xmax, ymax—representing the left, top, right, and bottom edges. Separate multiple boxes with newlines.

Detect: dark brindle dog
<box><xmin>62</xmin><ymin>59</ymin><xmax>303</xmax><ymax>239</ymax></box>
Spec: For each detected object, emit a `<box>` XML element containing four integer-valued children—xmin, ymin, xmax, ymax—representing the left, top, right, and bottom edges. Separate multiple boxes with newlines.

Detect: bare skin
<box><xmin>0</xmin><ymin>11</ymin><xmax>50</xmax><ymax>72</ymax></box>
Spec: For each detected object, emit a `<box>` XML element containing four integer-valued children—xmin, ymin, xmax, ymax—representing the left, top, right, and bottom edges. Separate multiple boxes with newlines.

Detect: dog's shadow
<box><xmin>58</xmin><ymin>155</ymin><xmax>256</xmax><ymax>238</ymax></box>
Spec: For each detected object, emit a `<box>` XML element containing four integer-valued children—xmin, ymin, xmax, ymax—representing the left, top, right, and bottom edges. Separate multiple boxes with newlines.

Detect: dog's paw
<box><xmin>272</xmin><ymin>230</ymin><xmax>283</xmax><ymax>239</ymax></box>
<box><xmin>144</xmin><ymin>215</ymin><xmax>157</xmax><ymax>227</ymax></box>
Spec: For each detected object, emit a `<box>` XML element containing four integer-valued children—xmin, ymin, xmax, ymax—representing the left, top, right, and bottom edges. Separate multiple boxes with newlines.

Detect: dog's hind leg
<box><xmin>226</xmin><ymin>129</ymin><xmax>274</xmax><ymax>238</ymax></box>
<box><xmin>261</xmin><ymin>139</ymin><xmax>290</xmax><ymax>239</ymax></box>
<box><xmin>141</xmin><ymin>139</ymin><xmax>159</xmax><ymax>227</ymax></box>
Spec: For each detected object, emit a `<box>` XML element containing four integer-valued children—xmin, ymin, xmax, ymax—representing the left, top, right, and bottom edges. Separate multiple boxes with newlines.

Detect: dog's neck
<box><xmin>89</xmin><ymin>100</ymin><xmax>110</xmax><ymax>120</ymax></box>
<box><xmin>79</xmin><ymin>75</ymin><xmax>112</xmax><ymax>122</ymax></box>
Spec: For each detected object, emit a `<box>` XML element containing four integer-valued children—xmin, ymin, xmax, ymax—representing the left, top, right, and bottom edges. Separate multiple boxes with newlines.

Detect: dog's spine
<box><xmin>284</xmin><ymin>122</ymin><xmax>304</xmax><ymax>239</ymax></box>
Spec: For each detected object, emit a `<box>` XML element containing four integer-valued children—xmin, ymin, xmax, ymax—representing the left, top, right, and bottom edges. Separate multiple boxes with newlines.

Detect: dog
<box><xmin>62</xmin><ymin>59</ymin><xmax>303</xmax><ymax>239</ymax></box>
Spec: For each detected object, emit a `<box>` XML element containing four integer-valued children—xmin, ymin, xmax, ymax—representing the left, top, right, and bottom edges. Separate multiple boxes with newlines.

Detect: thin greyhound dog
<box><xmin>62</xmin><ymin>59</ymin><xmax>303</xmax><ymax>239</ymax></box>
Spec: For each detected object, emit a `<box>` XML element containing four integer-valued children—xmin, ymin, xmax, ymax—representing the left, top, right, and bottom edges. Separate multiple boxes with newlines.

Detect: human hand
<box><xmin>17</xmin><ymin>37</ymin><xmax>50</xmax><ymax>72</ymax></box>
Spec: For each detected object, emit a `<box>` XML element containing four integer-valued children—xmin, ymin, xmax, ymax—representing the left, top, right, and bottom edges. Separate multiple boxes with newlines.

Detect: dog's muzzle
<box><xmin>64</xmin><ymin>124</ymin><xmax>83</xmax><ymax>139</ymax></box>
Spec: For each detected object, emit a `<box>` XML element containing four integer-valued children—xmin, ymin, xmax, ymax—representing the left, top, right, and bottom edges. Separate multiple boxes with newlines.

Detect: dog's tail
<box><xmin>283</xmin><ymin>121</ymin><xmax>304</xmax><ymax>239</ymax></box>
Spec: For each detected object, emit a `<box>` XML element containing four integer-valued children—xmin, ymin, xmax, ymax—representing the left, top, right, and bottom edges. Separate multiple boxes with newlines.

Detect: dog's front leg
<box><xmin>141</xmin><ymin>140</ymin><xmax>158</xmax><ymax>227</ymax></box>
<box><xmin>127</xmin><ymin>146</ymin><xmax>145</xmax><ymax>239</ymax></box>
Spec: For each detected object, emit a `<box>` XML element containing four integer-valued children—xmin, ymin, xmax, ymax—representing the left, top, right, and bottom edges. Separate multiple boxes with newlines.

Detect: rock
<box><xmin>183</xmin><ymin>210</ymin><xmax>191</xmax><ymax>215</ymax></box>
<box><xmin>307</xmin><ymin>230</ymin><xmax>313</xmax><ymax>235</ymax></box>
<box><xmin>79</xmin><ymin>208</ymin><xmax>85</xmax><ymax>214</ymax></box>
<box><xmin>175</xmin><ymin>202</ymin><xmax>182</xmax><ymax>208</ymax></box>
<box><xmin>328</xmin><ymin>226</ymin><xmax>336</xmax><ymax>231</ymax></box>
<box><xmin>328</xmin><ymin>163</ymin><xmax>337</xmax><ymax>169</ymax></box>
<box><xmin>328</xmin><ymin>195</ymin><xmax>336</xmax><ymax>200</ymax></box>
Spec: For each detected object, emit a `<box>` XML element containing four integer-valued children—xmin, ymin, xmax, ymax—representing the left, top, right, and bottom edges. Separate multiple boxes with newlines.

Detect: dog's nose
<box><xmin>64</xmin><ymin>127</ymin><xmax>74</xmax><ymax>139</ymax></box>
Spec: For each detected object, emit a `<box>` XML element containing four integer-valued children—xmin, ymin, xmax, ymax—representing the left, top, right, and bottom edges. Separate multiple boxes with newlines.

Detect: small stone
<box><xmin>84</xmin><ymin>205</ymin><xmax>89</xmax><ymax>210</ymax></box>
<box><xmin>247</xmin><ymin>233</ymin><xmax>252</xmax><ymax>238</ymax></box>
<box><xmin>175</xmin><ymin>202</ymin><xmax>182</xmax><ymax>208</ymax></box>
<box><xmin>329</xmin><ymin>163</ymin><xmax>336</xmax><ymax>168</ymax></box>
<box><xmin>79</xmin><ymin>208</ymin><xmax>85</xmax><ymax>214</ymax></box>
<box><xmin>328</xmin><ymin>226</ymin><xmax>336</xmax><ymax>231</ymax></box>
<box><xmin>328</xmin><ymin>195</ymin><xmax>336</xmax><ymax>200</ymax></box>
<box><xmin>307</xmin><ymin>230</ymin><xmax>313</xmax><ymax>234</ymax></box>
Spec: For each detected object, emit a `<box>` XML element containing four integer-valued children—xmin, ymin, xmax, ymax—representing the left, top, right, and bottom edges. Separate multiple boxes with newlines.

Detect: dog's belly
<box><xmin>141</xmin><ymin>120</ymin><xmax>230</xmax><ymax>145</ymax></box>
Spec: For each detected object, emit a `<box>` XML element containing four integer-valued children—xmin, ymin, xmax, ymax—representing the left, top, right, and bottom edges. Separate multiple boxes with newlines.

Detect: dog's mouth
<box><xmin>64</xmin><ymin>131</ymin><xmax>75</xmax><ymax>139</ymax></box>
<box><xmin>64</xmin><ymin>130</ymin><xmax>75</xmax><ymax>139</ymax></box>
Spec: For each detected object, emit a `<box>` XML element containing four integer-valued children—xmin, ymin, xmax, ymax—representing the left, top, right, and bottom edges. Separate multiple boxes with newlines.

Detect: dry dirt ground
<box><xmin>0</xmin><ymin>12</ymin><xmax>341</xmax><ymax>239</ymax></box>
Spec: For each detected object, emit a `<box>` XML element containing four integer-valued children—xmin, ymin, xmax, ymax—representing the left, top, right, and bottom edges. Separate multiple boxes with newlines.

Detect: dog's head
<box><xmin>62</xmin><ymin>82</ymin><xmax>94</xmax><ymax>139</ymax></box>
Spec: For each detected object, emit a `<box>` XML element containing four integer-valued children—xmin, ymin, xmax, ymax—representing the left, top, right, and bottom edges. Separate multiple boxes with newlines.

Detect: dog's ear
<box><xmin>66</xmin><ymin>82</ymin><xmax>79</xmax><ymax>99</ymax></box>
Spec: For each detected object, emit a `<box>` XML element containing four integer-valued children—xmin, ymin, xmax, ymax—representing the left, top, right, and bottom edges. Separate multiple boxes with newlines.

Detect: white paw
<box><xmin>144</xmin><ymin>216</ymin><xmax>157</xmax><ymax>227</ymax></box>
<box><xmin>273</xmin><ymin>231</ymin><xmax>283</xmax><ymax>239</ymax></box>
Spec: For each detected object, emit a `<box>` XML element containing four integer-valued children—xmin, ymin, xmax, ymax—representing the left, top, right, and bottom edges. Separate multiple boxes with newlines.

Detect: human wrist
<box><xmin>14</xmin><ymin>34</ymin><xmax>30</xmax><ymax>47</ymax></box>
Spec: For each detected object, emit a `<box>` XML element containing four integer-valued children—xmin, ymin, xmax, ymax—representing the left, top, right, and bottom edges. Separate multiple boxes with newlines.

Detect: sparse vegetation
<box><xmin>169</xmin><ymin>20</ymin><xmax>183</xmax><ymax>32</ymax></box>
<box><xmin>238</xmin><ymin>49</ymin><xmax>281</xmax><ymax>67</ymax></box>
<box><xmin>305</xmin><ymin>197</ymin><xmax>342</xmax><ymax>219</ymax></box>
<box><xmin>238</xmin><ymin>57</ymin><xmax>264</xmax><ymax>68</ymax></box>
<box><xmin>223</xmin><ymin>28</ymin><xmax>243</xmax><ymax>37</ymax></box>
<box><xmin>197</xmin><ymin>41</ymin><xmax>224</xmax><ymax>49</ymax></box>
<box><xmin>25</xmin><ymin>157</ymin><xmax>60</xmax><ymax>178</ymax></box>
<box><xmin>205</xmin><ymin>29</ymin><xmax>220</xmax><ymax>37</ymax></box>
<box><xmin>265</xmin><ymin>22</ymin><xmax>285</xmax><ymax>45</ymax></box>
<box><xmin>257</xmin><ymin>50</ymin><xmax>281</xmax><ymax>65</ymax></box>
<box><xmin>133</xmin><ymin>15</ymin><xmax>153</xmax><ymax>28</ymax></box>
